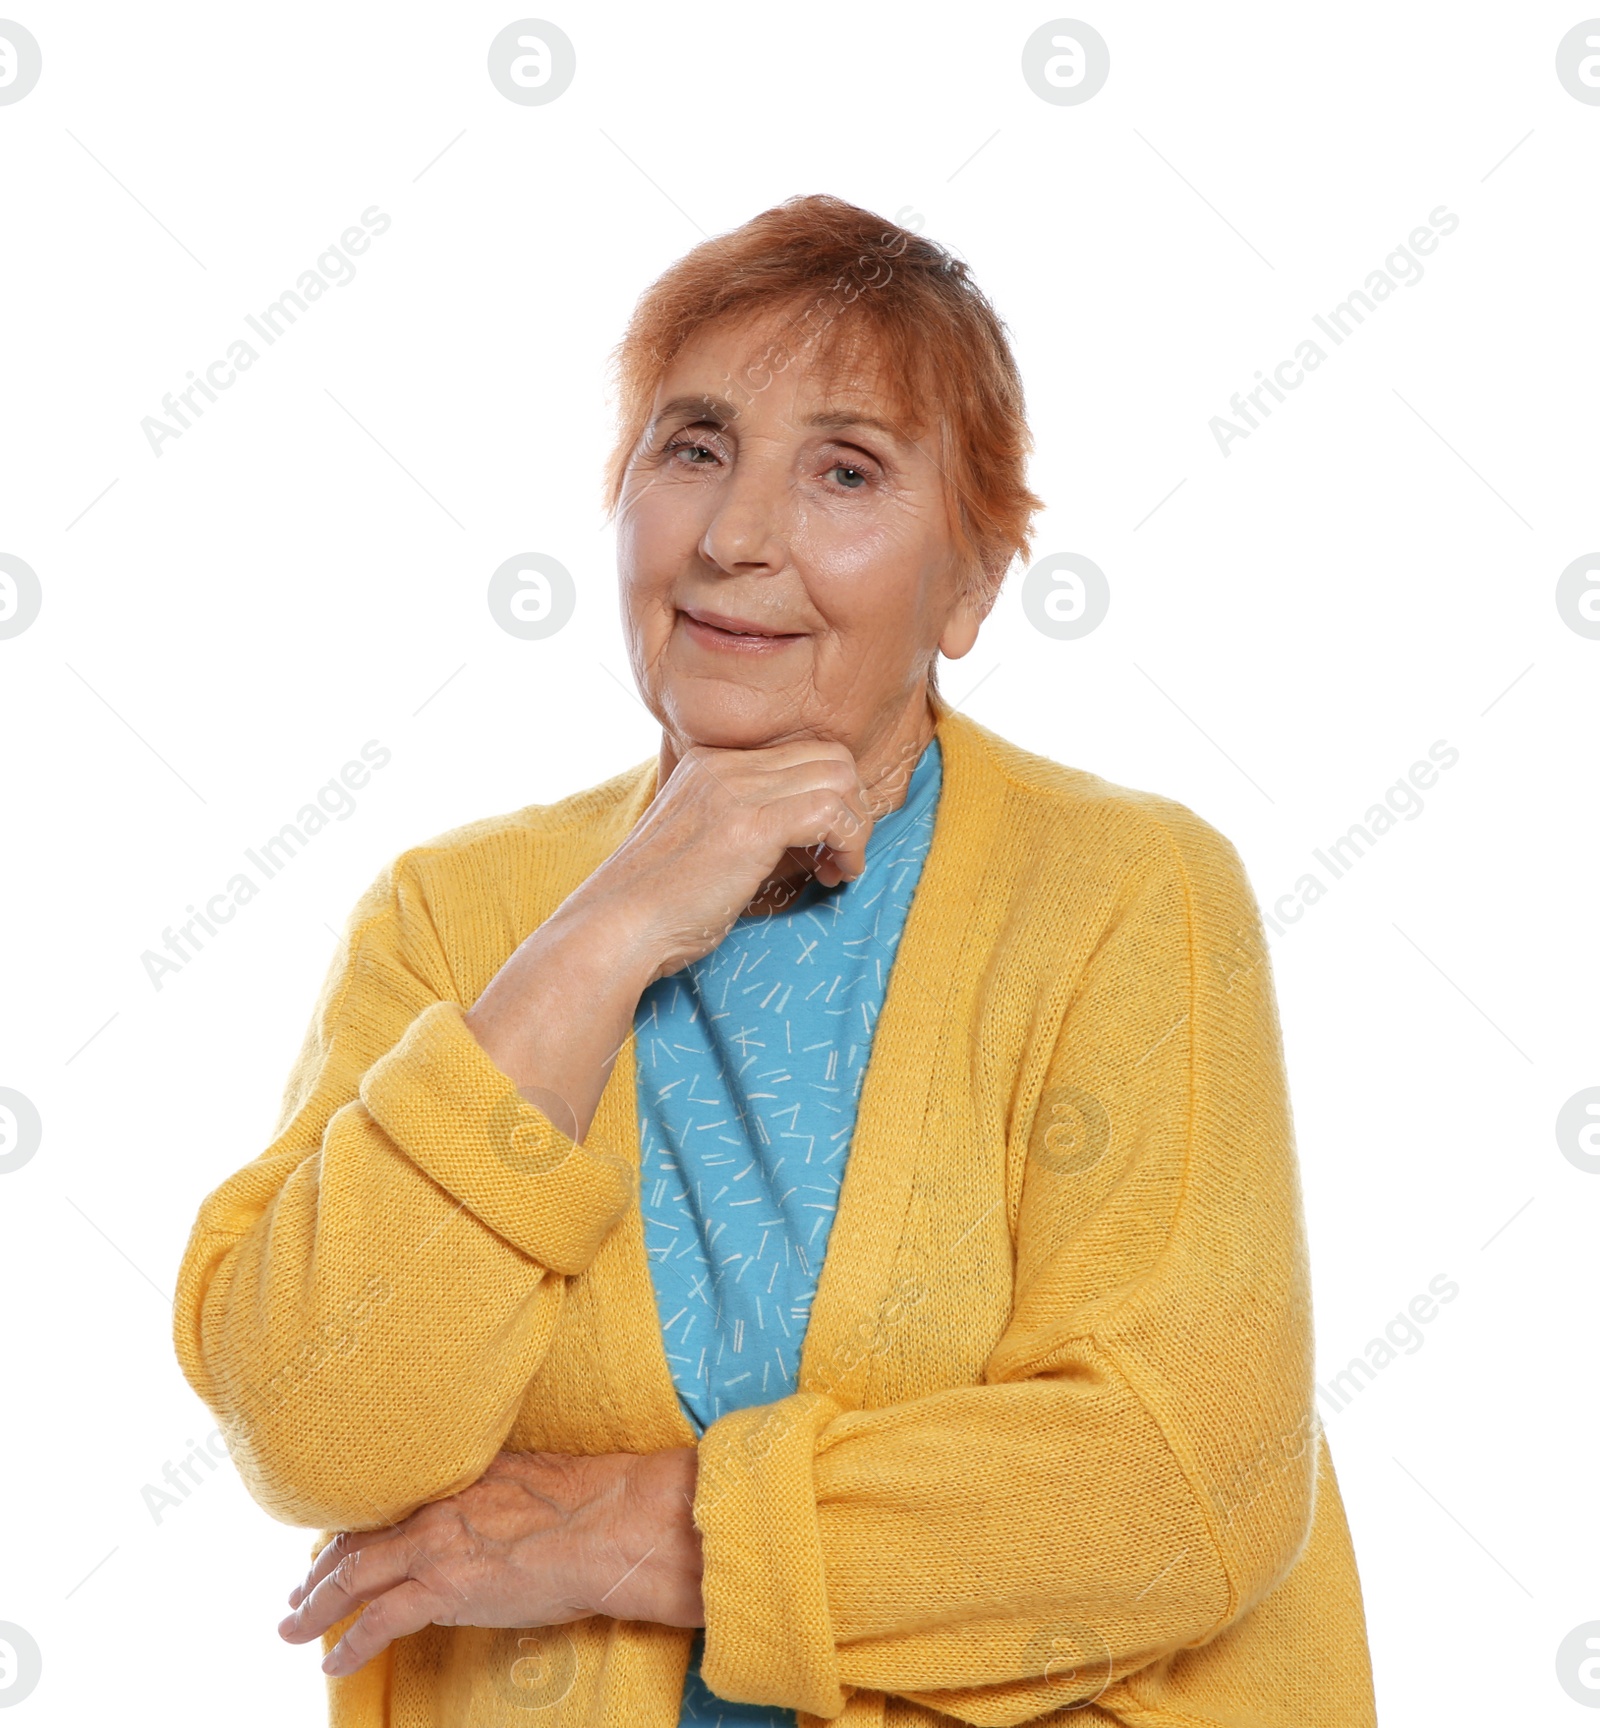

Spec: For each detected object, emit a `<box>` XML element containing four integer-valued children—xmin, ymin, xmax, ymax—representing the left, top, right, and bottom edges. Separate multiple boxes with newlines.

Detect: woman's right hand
<box><xmin>582</xmin><ymin>738</ymin><xmax>877</xmax><ymax>983</ymax></box>
<box><xmin>464</xmin><ymin>739</ymin><xmax>879</xmax><ymax>1144</ymax></box>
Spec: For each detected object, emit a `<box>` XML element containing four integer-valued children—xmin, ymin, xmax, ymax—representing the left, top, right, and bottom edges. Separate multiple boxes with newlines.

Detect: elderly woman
<box><xmin>174</xmin><ymin>195</ymin><xmax>1377</xmax><ymax>1728</ymax></box>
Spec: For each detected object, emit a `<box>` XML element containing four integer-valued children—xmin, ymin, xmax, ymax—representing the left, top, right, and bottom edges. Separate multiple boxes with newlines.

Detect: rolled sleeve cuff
<box><xmin>359</xmin><ymin>999</ymin><xmax>633</xmax><ymax>1274</ymax></box>
<box><xmin>694</xmin><ymin>1390</ymin><xmax>848</xmax><ymax>1719</ymax></box>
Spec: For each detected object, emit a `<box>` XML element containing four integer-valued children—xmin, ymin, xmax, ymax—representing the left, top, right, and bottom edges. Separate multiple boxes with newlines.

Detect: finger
<box><xmin>776</xmin><ymin>761</ymin><xmax>872</xmax><ymax>825</ymax></box>
<box><xmin>698</xmin><ymin>737</ymin><xmax>859</xmax><ymax>777</ymax></box>
<box><xmin>815</xmin><ymin>791</ymin><xmax>875</xmax><ymax>880</ymax></box>
<box><xmin>812</xmin><ymin>851</ymin><xmax>850</xmax><ymax>889</ymax></box>
<box><xmin>288</xmin><ymin>1528</ymin><xmax>367</xmax><ymax>1609</ymax></box>
<box><xmin>670</xmin><ymin>742</ymin><xmax>847</xmax><ymax>807</ymax></box>
<box><xmin>771</xmin><ymin>789</ymin><xmax>875</xmax><ymax>882</ymax></box>
<box><xmin>816</xmin><ymin>800</ymin><xmax>873</xmax><ymax>878</ymax></box>
<box><xmin>279</xmin><ymin>1537</ymin><xmax>411</xmax><ymax>1645</ymax></box>
<box><xmin>683</xmin><ymin>751</ymin><xmax>865</xmax><ymax>816</ymax></box>
<box><xmin>322</xmin><ymin>1578</ymin><xmax>443</xmax><ymax>1678</ymax></box>
<box><xmin>814</xmin><ymin>823</ymin><xmax>871</xmax><ymax>885</ymax></box>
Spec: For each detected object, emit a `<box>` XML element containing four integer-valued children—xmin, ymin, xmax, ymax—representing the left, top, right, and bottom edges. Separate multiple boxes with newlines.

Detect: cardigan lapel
<box><xmin>796</xmin><ymin>702</ymin><xmax>1009</xmax><ymax>1410</ymax></box>
<box><xmin>576</xmin><ymin>702</ymin><xmax>1010</xmax><ymax>1430</ymax></box>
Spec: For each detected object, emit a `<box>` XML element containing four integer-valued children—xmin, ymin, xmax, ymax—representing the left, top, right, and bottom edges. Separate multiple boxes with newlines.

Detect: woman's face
<box><xmin>616</xmin><ymin>308</ymin><xmax>988</xmax><ymax>765</ymax></box>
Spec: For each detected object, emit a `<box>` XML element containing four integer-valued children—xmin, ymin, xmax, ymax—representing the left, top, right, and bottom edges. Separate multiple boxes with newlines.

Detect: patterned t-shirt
<box><xmin>632</xmin><ymin>735</ymin><xmax>944</xmax><ymax>1727</ymax></box>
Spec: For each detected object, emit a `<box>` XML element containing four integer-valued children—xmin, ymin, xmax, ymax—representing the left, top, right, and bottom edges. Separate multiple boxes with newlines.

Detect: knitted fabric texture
<box><xmin>172</xmin><ymin>700</ymin><xmax>1378</xmax><ymax>1728</ymax></box>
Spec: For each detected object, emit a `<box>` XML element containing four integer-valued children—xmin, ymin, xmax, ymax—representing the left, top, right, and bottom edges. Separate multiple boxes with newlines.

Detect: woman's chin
<box><xmin>662</xmin><ymin>687</ymin><xmax>821</xmax><ymax>752</ymax></box>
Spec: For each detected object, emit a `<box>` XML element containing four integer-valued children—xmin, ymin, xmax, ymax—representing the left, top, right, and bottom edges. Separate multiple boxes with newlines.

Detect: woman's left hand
<box><xmin>277</xmin><ymin>1447</ymin><xmax>704</xmax><ymax>1677</ymax></box>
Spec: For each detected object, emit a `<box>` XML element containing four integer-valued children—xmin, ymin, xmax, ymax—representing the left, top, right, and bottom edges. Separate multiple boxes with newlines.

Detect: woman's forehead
<box><xmin>653</xmin><ymin>310</ymin><xmax>932</xmax><ymax>441</ymax></box>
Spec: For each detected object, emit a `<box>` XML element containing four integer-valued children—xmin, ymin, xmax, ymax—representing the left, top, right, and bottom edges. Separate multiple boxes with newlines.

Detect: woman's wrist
<box><xmin>572</xmin><ymin>1447</ymin><xmax>705</xmax><ymax>1626</ymax></box>
<box><xmin>543</xmin><ymin>876</ymin><xmax>674</xmax><ymax>995</ymax></box>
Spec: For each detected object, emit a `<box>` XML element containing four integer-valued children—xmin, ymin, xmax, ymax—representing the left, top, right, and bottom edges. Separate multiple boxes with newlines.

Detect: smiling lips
<box><xmin>679</xmin><ymin>607</ymin><xmax>805</xmax><ymax>653</ymax></box>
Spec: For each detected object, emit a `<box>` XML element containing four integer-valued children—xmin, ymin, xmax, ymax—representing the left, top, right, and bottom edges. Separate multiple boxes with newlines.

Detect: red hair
<box><xmin>602</xmin><ymin>194</ymin><xmax>1044</xmax><ymax>608</ymax></box>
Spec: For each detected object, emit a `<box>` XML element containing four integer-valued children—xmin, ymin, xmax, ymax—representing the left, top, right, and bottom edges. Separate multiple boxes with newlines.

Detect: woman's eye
<box><xmin>829</xmin><ymin>464</ymin><xmax>869</xmax><ymax>490</ymax></box>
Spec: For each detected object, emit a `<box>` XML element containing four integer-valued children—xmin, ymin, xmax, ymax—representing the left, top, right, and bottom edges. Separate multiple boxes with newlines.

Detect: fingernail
<box><xmin>287</xmin><ymin>1585</ymin><xmax>303</xmax><ymax>1608</ymax></box>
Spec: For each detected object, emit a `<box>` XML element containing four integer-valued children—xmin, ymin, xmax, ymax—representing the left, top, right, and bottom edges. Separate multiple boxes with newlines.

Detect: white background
<box><xmin>2</xmin><ymin>2</ymin><xmax>1597</xmax><ymax>1722</ymax></box>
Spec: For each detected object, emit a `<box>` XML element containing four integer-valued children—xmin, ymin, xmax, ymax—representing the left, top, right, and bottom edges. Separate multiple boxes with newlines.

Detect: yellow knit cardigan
<box><xmin>173</xmin><ymin>701</ymin><xmax>1378</xmax><ymax>1728</ymax></box>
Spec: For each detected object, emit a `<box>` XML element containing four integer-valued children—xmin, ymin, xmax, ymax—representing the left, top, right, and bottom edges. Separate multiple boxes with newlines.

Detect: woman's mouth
<box><xmin>678</xmin><ymin>608</ymin><xmax>805</xmax><ymax>654</ymax></box>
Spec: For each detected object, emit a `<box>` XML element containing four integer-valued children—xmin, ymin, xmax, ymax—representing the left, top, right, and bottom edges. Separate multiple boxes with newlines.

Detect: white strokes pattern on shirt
<box><xmin>633</xmin><ymin>739</ymin><xmax>943</xmax><ymax>1435</ymax></box>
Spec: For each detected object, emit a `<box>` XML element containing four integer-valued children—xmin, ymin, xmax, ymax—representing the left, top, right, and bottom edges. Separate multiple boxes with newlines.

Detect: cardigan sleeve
<box><xmin>691</xmin><ymin>806</ymin><xmax>1318</xmax><ymax>1724</ymax></box>
<box><xmin>171</xmin><ymin>853</ymin><xmax>634</xmax><ymax>1533</ymax></box>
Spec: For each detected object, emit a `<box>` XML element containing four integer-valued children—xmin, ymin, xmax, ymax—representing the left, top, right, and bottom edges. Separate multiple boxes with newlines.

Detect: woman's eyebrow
<box><xmin>650</xmin><ymin>394</ymin><xmax>737</xmax><ymax>431</ymax></box>
<box><xmin>646</xmin><ymin>396</ymin><xmax>910</xmax><ymax>449</ymax></box>
<box><xmin>806</xmin><ymin>410</ymin><xmax>909</xmax><ymax>447</ymax></box>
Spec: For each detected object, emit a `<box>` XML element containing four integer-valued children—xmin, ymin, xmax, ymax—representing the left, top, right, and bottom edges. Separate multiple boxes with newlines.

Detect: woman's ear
<box><xmin>938</xmin><ymin>602</ymin><xmax>981</xmax><ymax>662</ymax></box>
<box><xmin>937</xmin><ymin>560</ymin><xmax>1003</xmax><ymax>661</ymax></box>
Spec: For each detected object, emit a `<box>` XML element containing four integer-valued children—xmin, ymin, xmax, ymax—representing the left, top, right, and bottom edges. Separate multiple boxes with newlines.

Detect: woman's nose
<box><xmin>697</xmin><ymin>457</ymin><xmax>789</xmax><ymax>576</ymax></box>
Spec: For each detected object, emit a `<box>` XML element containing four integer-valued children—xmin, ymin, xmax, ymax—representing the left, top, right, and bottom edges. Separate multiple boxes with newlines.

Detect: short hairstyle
<box><xmin>603</xmin><ymin>194</ymin><xmax>1044</xmax><ymax>610</ymax></box>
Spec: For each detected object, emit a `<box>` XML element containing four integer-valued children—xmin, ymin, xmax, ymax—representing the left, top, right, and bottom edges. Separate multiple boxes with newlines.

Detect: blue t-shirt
<box><xmin>633</xmin><ymin>735</ymin><xmax>944</xmax><ymax>1727</ymax></box>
